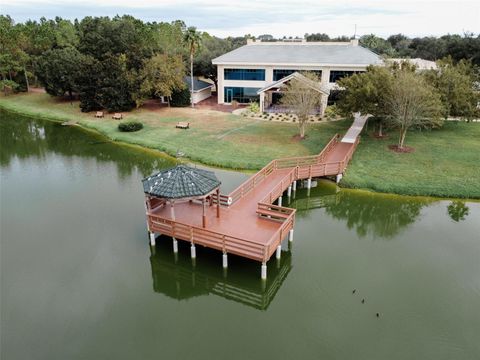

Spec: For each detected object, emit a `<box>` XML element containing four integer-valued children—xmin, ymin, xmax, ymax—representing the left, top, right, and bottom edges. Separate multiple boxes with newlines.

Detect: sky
<box><xmin>3</xmin><ymin>0</ymin><xmax>480</xmax><ymax>38</ymax></box>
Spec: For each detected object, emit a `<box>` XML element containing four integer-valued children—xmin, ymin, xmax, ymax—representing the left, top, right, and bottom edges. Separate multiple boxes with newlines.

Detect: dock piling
<box><xmin>276</xmin><ymin>245</ymin><xmax>282</xmax><ymax>259</ymax></box>
<box><xmin>191</xmin><ymin>243</ymin><xmax>196</xmax><ymax>259</ymax></box>
<box><xmin>288</xmin><ymin>229</ymin><xmax>294</xmax><ymax>242</ymax></box>
<box><xmin>336</xmin><ymin>173</ymin><xmax>343</xmax><ymax>183</ymax></box>
<box><xmin>293</xmin><ymin>180</ymin><xmax>297</xmax><ymax>191</ymax></box>
<box><xmin>278</xmin><ymin>196</ymin><xmax>282</xmax><ymax>207</ymax></box>
<box><xmin>173</xmin><ymin>238</ymin><xmax>178</xmax><ymax>253</ymax></box>
<box><xmin>287</xmin><ymin>185</ymin><xmax>292</xmax><ymax>198</ymax></box>
<box><xmin>261</xmin><ymin>262</ymin><xmax>267</xmax><ymax>280</ymax></box>
<box><xmin>307</xmin><ymin>178</ymin><xmax>312</xmax><ymax>189</ymax></box>
<box><xmin>222</xmin><ymin>252</ymin><xmax>228</xmax><ymax>268</ymax></box>
<box><xmin>149</xmin><ymin>232</ymin><xmax>156</xmax><ymax>246</ymax></box>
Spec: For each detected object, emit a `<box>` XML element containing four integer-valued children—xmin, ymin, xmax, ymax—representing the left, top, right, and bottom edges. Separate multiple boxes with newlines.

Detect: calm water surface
<box><xmin>1</xmin><ymin>111</ymin><xmax>479</xmax><ymax>359</ymax></box>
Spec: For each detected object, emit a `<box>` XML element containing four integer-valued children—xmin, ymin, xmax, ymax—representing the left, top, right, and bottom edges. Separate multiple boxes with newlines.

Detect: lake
<box><xmin>1</xmin><ymin>111</ymin><xmax>479</xmax><ymax>359</ymax></box>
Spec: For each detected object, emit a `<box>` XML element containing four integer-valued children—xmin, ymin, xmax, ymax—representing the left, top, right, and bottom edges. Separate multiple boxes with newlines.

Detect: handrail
<box><xmin>226</xmin><ymin>134</ymin><xmax>340</xmax><ymax>206</ymax></box>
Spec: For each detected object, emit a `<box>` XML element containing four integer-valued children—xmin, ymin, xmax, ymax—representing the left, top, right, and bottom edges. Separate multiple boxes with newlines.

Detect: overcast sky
<box><xmin>4</xmin><ymin>0</ymin><xmax>480</xmax><ymax>38</ymax></box>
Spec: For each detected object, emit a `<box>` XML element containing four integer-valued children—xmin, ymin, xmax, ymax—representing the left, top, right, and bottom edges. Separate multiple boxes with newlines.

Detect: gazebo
<box><xmin>142</xmin><ymin>164</ymin><xmax>221</xmax><ymax>228</ymax></box>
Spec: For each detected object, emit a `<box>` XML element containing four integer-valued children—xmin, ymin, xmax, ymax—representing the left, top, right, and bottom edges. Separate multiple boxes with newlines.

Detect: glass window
<box><xmin>224</xmin><ymin>69</ymin><xmax>265</xmax><ymax>81</ymax></box>
<box><xmin>273</xmin><ymin>69</ymin><xmax>295</xmax><ymax>81</ymax></box>
<box><xmin>224</xmin><ymin>87</ymin><xmax>260</xmax><ymax>103</ymax></box>
<box><xmin>273</xmin><ymin>69</ymin><xmax>322</xmax><ymax>81</ymax></box>
<box><xmin>329</xmin><ymin>70</ymin><xmax>363</xmax><ymax>83</ymax></box>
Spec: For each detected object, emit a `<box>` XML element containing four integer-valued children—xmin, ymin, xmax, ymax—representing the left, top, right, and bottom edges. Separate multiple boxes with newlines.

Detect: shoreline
<box><xmin>1</xmin><ymin>96</ymin><xmax>479</xmax><ymax>200</ymax></box>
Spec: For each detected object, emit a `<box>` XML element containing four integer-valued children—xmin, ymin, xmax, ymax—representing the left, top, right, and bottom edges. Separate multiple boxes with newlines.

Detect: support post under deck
<box><xmin>191</xmin><ymin>243</ymin><xmax>196</xmax><ymax>259</ymax></box>
<box><xmin>261</xmin><ymin>262</ymin><xmax>267</xmax><ymax>280</ymax></box>
<box><xmin>149</xmin><ymin>232</ymin><xmax>156</xmax><ymax>246</ymax></box>
<box><xmin>276</xmin><ymin>245</ymin><xmax>282</xmax><ymax>259</ymax></box>
<box><xmin>173</xmin><ymin>237</ymin><xmax>178</xmax><ymax>253</ymax></box>
<box><xmin>222</xmin><ymin>253</ymin><xmax>228</xmax><ymax>268</ymax></box>
<box><xmin>336</xmin><ymin>173</ymin><xmax>343</xmax><ymax>184</ymax></box>
<box><xmin>278</xmin><ymin>196</ymin><xmax>282</xmax><ymax>207</ymax></box>
<box><xmin>288</xmin><ymin>229</ymin><xmax>294</xmax><ymax>242</ymax></box>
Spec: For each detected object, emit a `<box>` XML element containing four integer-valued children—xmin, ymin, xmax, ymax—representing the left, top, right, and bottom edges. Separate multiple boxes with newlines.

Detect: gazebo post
<box><xmin>170</xmin><ymin>200</ymin><xmax>175</xmax><ymax>220</ymax></box>
<box><xmin>202</xmin><ymin>198</ymin><xmax>206</xmax><ymax>228</ymax></box>
<box><xmin>216</xmin><ymin>188</ymin><xmax>220</xmax><ymax>218</ymax></box>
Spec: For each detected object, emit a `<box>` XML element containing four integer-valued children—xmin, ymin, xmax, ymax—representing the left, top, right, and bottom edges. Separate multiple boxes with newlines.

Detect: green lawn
<box><xmin>0</xmin><ymin>92</ymin><xmax>349</xmax><ymax>169</ymax></box>
<box><xmin>343</xmin><ymin>121</ymin><xmax>480</xmax><ymax>198</ymax></box>
<box><xmin>1</xmin><ymin>92</ymin><xmax>479</xmax><ymax>198</ymax></box>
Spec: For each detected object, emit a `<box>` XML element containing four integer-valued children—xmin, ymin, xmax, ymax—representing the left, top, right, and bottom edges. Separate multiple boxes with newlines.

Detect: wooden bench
<box><xmin>176</xmin><ymin>122</ymin><xmax>190</xmax><ymax>129</ymax></box>
<box><xmin>256</xmin><ymin>208</ymin><xmax>290</xmax><ymax>221</ymax></box>
<box><xmin>112</xmin><ymin>113</ymin><xmax>123</xmax><ymax>120</ymax></box>
<box><xmin>95</xmin><ymin>111</ymin><xmax>104</xmax><ymax>118</ymax></box>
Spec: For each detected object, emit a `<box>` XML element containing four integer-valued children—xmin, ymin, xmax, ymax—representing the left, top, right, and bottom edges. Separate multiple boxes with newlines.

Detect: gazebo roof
<box><xmin>142</xmin><ymin>165</ymin><xmax>221</xmax><ymax>199</ymax></box>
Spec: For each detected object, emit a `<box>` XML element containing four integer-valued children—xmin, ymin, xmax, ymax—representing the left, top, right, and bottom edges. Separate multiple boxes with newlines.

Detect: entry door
<box><xmin>226</xmin><ymin>88</ymin><xmax>233</xmax><ymax>103</ymax></box>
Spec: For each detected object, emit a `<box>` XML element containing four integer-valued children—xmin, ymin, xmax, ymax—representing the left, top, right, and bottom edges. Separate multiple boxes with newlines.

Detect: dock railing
<box><xmin>147</xmin><ymin>213</ymin><xmax>268</xmax><ymax>262</ymax></box>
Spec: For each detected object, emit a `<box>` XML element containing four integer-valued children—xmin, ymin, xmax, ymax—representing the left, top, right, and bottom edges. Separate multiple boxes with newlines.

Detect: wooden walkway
<box><xmin>146</xmin><ymin>114</ymin><xmax>368</xmax><ymax>276</ymax></box>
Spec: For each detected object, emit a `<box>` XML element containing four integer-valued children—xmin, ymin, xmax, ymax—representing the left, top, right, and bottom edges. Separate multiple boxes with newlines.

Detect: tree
<box><xmin>360</xmin><ymin>34</ymin><xmax>395</xmax><ymax>56</ymax></box>
<box><xmin>280</xmin><ymin>72</ymin><xmax>323</xmax><ymax>139</ymax></box>
<box><xmin>194</xmin><ymin>33</ymin><xmax>231</xmax><ymax>91</ymax></box>
<box><xmin>183</xmin><ymin>26</ymin><xmax>201</xmax><ymax>108</ymax></box>
<box><xmin>305</xmin><ymin>33</ymin><xmax>330</xmax><ymax>42</ymax></box>
<box><xmin>424</xmin><ymin>57</ymin><xmax>479</xmax><ymax>120</ymax></box>
<box><xmin>36</xmin><ymin>47</ymin><xmax>83</xmax><ymax>98</ymax></box>
<box><xmin>135</xmin><ymin>54</ymin><xmax>185</xmax><ymax>106</ymax></box>
<box><xmin>337</xmin><ymin>66</ymin><xmax>394</xmax><ymax>136</ymax></box>
<box><xmin>447</xmin><ymin>201</ymin><xmax>470</xmax><ymax>222</ymax></box>
<box><xmin>387</xmin><ymin>69</ymin><xmax>444</xmax><ymax>149</ymax></box>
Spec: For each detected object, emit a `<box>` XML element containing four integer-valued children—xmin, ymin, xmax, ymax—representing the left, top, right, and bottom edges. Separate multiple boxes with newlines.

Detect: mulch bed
<box><xmin>388</xmin><ymin>144</ymin><xmax>415</xmax><ymax>153</ymax></box>
<box><xmin>371</xmin><ymin>132</ymin><xmax>390</xmax><ymax>139</ymax></box>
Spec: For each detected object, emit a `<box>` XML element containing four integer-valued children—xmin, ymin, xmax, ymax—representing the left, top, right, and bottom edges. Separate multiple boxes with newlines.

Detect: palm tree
<box><xmin>183</xmin><ymin>27</ymin><xmax>202</xmax><ymax>108</ymax></box>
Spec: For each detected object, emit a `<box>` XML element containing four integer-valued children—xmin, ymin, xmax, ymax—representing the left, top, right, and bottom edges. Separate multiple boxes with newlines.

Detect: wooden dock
<box><xmin>145</xmin><ymin>114</ymin><xmax>368</xmax><ymax>278</ymax></box>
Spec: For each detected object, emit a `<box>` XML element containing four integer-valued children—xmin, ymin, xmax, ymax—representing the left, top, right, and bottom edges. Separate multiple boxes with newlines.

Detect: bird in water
<box><xmin>376</xmin><ymin>313</ymin><xmax>380</xmax><ymax>318</ymax></box>
<box><xmin>352</xmin><ymin>289</ymin><xmax>356</xmax><ymax>294</ymax></box>
<box><xmin>361</xmin><ymin>299</ymin><xmax>365</xmax><ymax>304</ymax></box>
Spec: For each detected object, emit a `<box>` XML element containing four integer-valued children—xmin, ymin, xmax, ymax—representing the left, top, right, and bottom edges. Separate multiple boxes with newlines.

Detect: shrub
<box><xmin>0</xmin><ymin>80</ymin><xmax>20</xmax><ymax>95</ymax></box>
<box><xmin>248</xmin><ymin>102</ymin><xmax>260</xmax><ymax>113</ymax></box>
<box><xmin>170</xmin><ymin>87</ymin><xmax>191</xmax><ymax>107</ymax></box>
<box><xmin>118</xmin><ymin>121</ymin><xmax>143</xmax><ymax>132</ymax></box>
<box><xmin>324</xmin><ymin>104</ymin><xmax>339</xmax><ymax>120</ymax></box>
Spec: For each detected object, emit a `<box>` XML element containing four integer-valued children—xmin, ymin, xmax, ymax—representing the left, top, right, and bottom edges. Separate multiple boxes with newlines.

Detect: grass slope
<box><xmin>343</xmin><ymin>121</ymin><xmax>480</xmax><ymax>198</ymax></box>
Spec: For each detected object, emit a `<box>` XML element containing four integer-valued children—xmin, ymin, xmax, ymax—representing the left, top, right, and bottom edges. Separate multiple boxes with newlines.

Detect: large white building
<box><xmin>212</xmin><ymin>39</ymin><xmax>383</xmax><ymax>114</ymax></box>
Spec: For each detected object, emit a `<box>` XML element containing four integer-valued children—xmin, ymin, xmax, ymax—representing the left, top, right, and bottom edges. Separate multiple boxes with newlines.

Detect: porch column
<box><xmin>216</xmin><ymin>188</ymin><xmax>220</xmax><ymax>218</ymax></box>
<box><xmin>202</xmin><ymin>198</ymin><xmax>206</xmax><ymax>228</ymax></box>
<box><xmin>259</xmin><ymin>92</ymin><xmax>265</xmax><ymax>112</ymax></box>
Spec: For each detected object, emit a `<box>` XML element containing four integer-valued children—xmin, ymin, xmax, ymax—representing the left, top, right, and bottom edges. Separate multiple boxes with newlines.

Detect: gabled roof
<box><xmin>143</xmin><ymin>165</ymin><xmax>220</xmax><ymax>199</ymax></box>
<box><xmin>257</xmin><ymin>72</ymin><xmax>330</xmax><ymax>95</ymax></box>
<box><xmin>212</xmin><ymin>43</ymin><xmax>383</xmax><ymax>66</ymax></box>
<box><xmin>184</xmin><ymin>77</ymin><xmax>213</xmax><ymax>92</ymax></box>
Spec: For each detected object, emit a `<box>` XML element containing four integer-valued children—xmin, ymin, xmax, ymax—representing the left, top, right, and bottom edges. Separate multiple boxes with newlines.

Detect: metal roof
<box><xmin>143</xmin><ymin>165</ymin><xmax>220</xmax><ymax>199</ymax></box>
<box><xmin>184</xmin><ymin>77</ymin><xmax>213</xmax><ymax>92</ymax></box>
<box><xmin>212</xmin><ymin>44</ymin><xmax>383</xmax><ymax>66</ymax></box>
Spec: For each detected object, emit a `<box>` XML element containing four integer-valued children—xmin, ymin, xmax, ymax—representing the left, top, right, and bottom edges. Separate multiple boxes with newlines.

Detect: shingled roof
<box><xmin>142</xmin><ymin>165</ymin><xmax>221</xmax><ymax>199</ymax></box>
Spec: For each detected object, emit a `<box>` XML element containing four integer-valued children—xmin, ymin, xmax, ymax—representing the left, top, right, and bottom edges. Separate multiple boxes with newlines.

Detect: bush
<box><xmin>170</xmin><ymin>87</ymin><xmax>191</xmax><ymax>107</ymax></box>
<box><xmin>248</xmin><ymin>102</ymin><xmax>260</xmax><ymax>113</ymax></box>
<box><xmin>324</xmin><ymin>105</ymin><xmax>339</xmax><ymax>120</ymax></box>
<box><xmin>118</xmin><ymin>121</ymin><xmax>143</xmax><ymax>132</ymax></box>
<box><xmin>0</xmin><ymin>80</ymin><xmax>20</xmax><ymax>95</ymax></box>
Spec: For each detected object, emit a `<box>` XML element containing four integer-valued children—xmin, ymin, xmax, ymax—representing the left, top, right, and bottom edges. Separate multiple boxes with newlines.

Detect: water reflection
<box><xmin>290</xmin><ymin>181</ymin><xmax>432</xmax><ymax>239</ymax></box>
<box><xmin>150</xmin><ymin>237</ymin><xmax>292</xmax><ymax>310</ymax></box>
<box><xmin>0</xmin><ymin>110</ymin><xmax>174</xmax><ymax>177</ymax></box>
<box><xmin>447</xmin><ymin>201</ymin><xmax>470</xmax><ymax>222</ymax></box>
